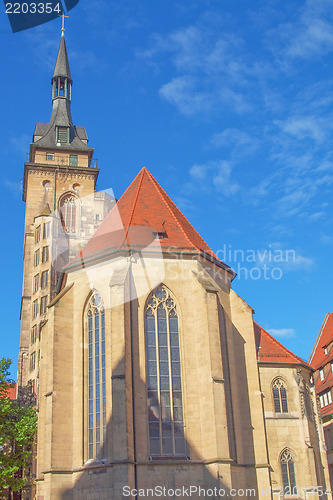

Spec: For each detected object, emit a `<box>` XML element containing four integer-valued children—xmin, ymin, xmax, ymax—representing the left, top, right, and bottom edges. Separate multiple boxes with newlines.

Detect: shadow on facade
<box><xmin>56</xmin><ymin>288</ymin><xmax>266</xmax><ymax>500</ymax></box>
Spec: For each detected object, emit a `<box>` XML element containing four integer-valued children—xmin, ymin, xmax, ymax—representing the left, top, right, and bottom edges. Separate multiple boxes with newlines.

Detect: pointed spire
<box><xmin>52</xmin><ymin>35</ymin><xmax>72</xmax><ymax>82</ymax></box>
<box><xmin>30</xmin><ymin>32</ymin><xmax>94</xmax><ymax>155</ymax></box>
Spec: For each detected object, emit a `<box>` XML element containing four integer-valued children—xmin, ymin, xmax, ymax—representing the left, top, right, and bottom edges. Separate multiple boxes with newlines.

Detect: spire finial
<box><xmin>58</xmin><ymin>11</ymin><xmax>69</xmax><ymax>36</ymax></box>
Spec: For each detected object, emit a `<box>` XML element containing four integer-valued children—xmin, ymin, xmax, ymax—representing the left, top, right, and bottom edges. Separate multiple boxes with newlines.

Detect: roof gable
<box><xmin>254</xmin><ymin>321</ymin><xmax>308</xmax><ymax>366</ymax></box>
<box><xmin>70</xmin><ymin>167</ymin><xmax>233</xmax><ymax>272</ymax></box>
<box><xmin>309</xmin><ymin>313</ymin><xmax>333</xmax><ymax>369</ymax></box>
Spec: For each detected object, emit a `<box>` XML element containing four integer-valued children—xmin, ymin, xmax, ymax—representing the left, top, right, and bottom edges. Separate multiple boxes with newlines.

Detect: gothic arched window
<box><xmin>281</xmin><ymin>449</ymin><xmax>297</xmax><ymax>495</ymax></box>
<box><xmin>145</xmin><ymin>286</ymin><xmax>186</xmax><ymax>457</ymax></box>
<box><xmin>273</xmin><ymin>379</ymin><xmax>288</xmax><ymax>413</ymax></box>
<box><xmin>60</xmin><ymin>194</ymin><xmax>78</xmax><ymax>233</ymax></box>
<box><xmin>87</xmin><ymin>292</ymin><xmax>106</xmax><ymax>460</ymax></box>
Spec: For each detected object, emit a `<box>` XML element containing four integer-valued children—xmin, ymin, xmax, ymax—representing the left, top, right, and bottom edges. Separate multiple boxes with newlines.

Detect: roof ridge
<box><xmin>145</xmin><ymin>169</ymin><xmax>197</xmax><ymax>250</ymax></box>
<box><xmin>254</xmin><ymin>321</ymin><xmax>306</xmax><ymax>365</ymax></box>
<box><xmin>120</xmin><ymin>168</ymin><xmax>146</xmax><ymax>248</ymax></box>
<box><xmin>146</xmin><ymin>169</ymin><xmax>217</xmax><ymax>256</ymax></box>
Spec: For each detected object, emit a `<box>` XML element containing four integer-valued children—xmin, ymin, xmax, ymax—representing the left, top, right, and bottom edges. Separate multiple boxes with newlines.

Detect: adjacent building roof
<box><xmin>309</xmin><ymin>313</ymin><xmax>333</xmax><ymax>370</ymax></box>
<box><xmin>68</xmin><ymin>167</ymin><xmax>235</xmax><ymax>275</ymax></box>
<box><xmin>308</xmin><ymin>313</ymin><xmax>333</xmax><ymax>418</ymax></box>
<box><xmin>254</xmin><ymin>321</ymin><xmax>309</xmax><ymax>366</ymax></box>
<box><xmin>2</xmin><ymin>383</ymin><xmax>17</xmax><ymax>400</ymax></box>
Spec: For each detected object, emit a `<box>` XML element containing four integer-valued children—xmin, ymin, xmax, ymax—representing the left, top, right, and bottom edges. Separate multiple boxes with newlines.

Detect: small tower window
<box><xmin>41</xmin><ymin>270</ymin><xmax>49</xmax><ymax>289</ymax></box>
<box><xmin>40</xmin><ymin>296</ymin><xmax>48</xmax><ymax>315</ymax></box>
<box><xmin>31</xmin><ymin>325</ymin><xmax>37</xmax><ymax>344</ymax></box>
<box><xmin>43</xmin><ymin>180</ymin><xmax>51</xmax><ymax>191</ymax></box>
<box><xmin>273</xmin><ymin>379</ymin><xmax>288</xmax><ymax>413</ymax></box>
<box><xmin>35</xmin><ymin>226</ymin><xmax>41</xmax><ymax>244</ymax></box>
<box><xmin>32</xmin><ymin>300</ymin><xmax>38</xmax><ymax>319</ymax></box>
<box><xmin>33</xmin><ymin>275</ymin><xmax>39</xmax><ymax>294</ymax></box>
<box><xmin>69</xmin><ymin>155</ymin><xmax>78</xmax><ymax>167</ymax></box>
<box><xmin>30</xmin><ymin>352</ymin><xmax>36</xmax><ymax>372</ymax></box>
<box><xmin>43</xmin><ymin>222</ymin><xmax>51</xmax><ymax>239</ymax></box>
<box><xmin>34</xmin><ymin>249</ymin><xmax>40</xmax><ymax>267</ymax></box>
<box><xmin>56</xmin><ymin>127</ymin><xmax>69</xmax><ymax>144</ymax></box>
<box><xmin>42</xmin><ymin>246</ymin><xmax>49</xmax><ymax>263</ymax></box>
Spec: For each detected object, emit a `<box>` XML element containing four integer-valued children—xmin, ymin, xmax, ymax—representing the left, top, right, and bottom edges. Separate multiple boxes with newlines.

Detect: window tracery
<box><xmin>273</xmin><ymin>379</ymin><xmax>288</xmax><ymax>413</ymax></box>
<box><xmin>145</xmin><ymin>286</ymin><xmax>186</xmax><ymax>457</ymax></box>
<box><xmin>281</xmin><ymin>449</ymin><xmax>296</xmax><ymax>495</ymax></box>
<box><xmin>87</xmin><ymin>291</ymin><xmax>106</xmax><ymax>460</ymax></box>
<box><xmin>60</xmin><ymin>194</ymin><xmax>78</xmax><ymax>233</ymax></box>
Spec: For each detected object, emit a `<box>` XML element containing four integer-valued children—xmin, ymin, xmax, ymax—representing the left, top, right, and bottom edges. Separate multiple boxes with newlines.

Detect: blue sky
<box><xmin>1</xmin><ymin>0</ymin><xmax>333</xmax><ymax>377</ymax></box>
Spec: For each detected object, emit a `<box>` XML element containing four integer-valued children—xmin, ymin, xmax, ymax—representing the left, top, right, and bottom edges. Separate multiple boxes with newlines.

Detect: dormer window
<box><xmin>153</xmin><ymin>231</ymin><xmax>168</xmax><ymax>240</ymax></box>
<box><xmin>325</xmin><ymin>347</ymin><xmax>328</xmax><ymax>355</ymax></box>
<box><xmin>46</xmin><ymin>153</ymin><xmax>54</xmax><ymax>161</ymax></box>
<box><xmin>320</xmin><ymin>369</ymin><xmax>324</xmax><ymax>381</ymax></box>
<box><xmin>56</xmin><ymin>127</ymin><xmax>69</xmax><ymax>144</ymax></box>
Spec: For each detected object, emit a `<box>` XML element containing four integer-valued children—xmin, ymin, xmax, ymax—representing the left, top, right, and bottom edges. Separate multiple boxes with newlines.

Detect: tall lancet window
<box><xmin>145</xmin><ymin>286</ymin><xmax>186</xmax><ymax>457</ymax></box>
<box><xmin>280</xmin><ymin>449</ymin><xmax>297</xmax><ymax>495</ymax></box>
<box><xmin>87</xmin><ymin>292</ymin><xmax>106</xmax><ymax>460</ymax></box>
<box><xmin>273</xmin><ymin>379</ymin><xmax>288</xmax><ymax>413</ymax></box>
<box><xmin>60</xmin><ymin>194</ymin><xmax>78</xmax><ymax>233</ymax></box>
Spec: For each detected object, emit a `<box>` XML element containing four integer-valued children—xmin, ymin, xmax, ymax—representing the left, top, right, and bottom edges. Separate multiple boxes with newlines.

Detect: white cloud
<box><xmin>269</xmin><ymin>328</ymin><xmax>296</xmax><ymax>338</ymax></box>
<box><xmin>138</xmin><ymin>21</ymin><xmax>258</xmax><ymax>116</ymax></box>
<box><xmin>189</xmin><ymin>161</ymin><xmax>239</xmax><ymax>196</ymax></box>
<box><xmin>213</xmin><ymin>162</ymin><xmax>240</xmax><ymax>196</ymax></box>
<box><xmin>276</xmin><ymin>116</ymin><xmax>325</xmax><ymax>142</ymax></box>
<box><xmin>189</xmin><ymin>164</ymin><xmax>208</xmax><ymax>180</ymax></box>
<box><xmin>267</xmin><ymin>0</ymin><xmax>333</xmax><ymax>61</ymax></box>
<box><xmin>211</xmin><ymin>128</ymin><xmax>259</xmax><ymax>156</ymax></box>
<box><xmin>320</xmin><ymin>234</ymin><xmax>333</xmax><ymax>245</ymax></box>
<box><xmin>159</xmin><ymin>77</ymin><xmax>212</xmax><ymax>116</ymax></box>
<box><xmin>287</xmin><ymin>18</ymin><xmax>333</xmax><ymax>59</ymax></box>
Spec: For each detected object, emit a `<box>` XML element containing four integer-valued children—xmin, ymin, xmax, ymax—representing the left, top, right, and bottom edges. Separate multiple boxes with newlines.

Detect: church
<box><xmin>16</xmin><ymin>31</ymin><xmax>331</xmax><ymax>500</ymax></box>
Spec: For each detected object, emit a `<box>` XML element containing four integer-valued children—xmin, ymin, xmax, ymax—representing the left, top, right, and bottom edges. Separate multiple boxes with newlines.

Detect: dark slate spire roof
<box><xmin>31</xmin><ymin>34</ymin><xmax>93</xmax><ymax>154</ymax></box>
<box><xmin>52</xmin><ymin>35</ymin><xmax>72</xmax><ymax>82</ymax></box>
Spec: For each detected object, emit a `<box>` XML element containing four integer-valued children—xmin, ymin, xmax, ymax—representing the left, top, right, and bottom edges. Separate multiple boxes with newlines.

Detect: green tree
<box><xmin>0</xmin><ymin>358</ymin><xmax>37</xmax><ymax>495</ymax></box>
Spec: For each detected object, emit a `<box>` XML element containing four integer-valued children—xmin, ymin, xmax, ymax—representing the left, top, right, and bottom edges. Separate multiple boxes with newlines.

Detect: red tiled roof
<box><xmin>70</xmin><ymin>167</ymin><xmax>233</xmax><ymax>273</ymax></box>
<box><xmin>2</xmin><ymin>383</ymin><xmax>16</xmax><ymax>400</ymax></box>
<box><xmin>309</xmin><ymin>313</ymin><xmax>333</xmax><ymax>370</ymax></box>
<box><xmin>254</xmin><ymin>321</ymin><xmax>309</xmax><ymax>366</ymax></box>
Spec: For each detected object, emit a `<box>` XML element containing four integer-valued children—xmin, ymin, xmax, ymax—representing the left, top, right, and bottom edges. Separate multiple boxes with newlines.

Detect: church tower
<box><xmin>17</xmin><ymin>31</ymin><xmax>113</xmax><ymax>394</ymax></box>
<box><xmin>16</xmin><ymin>28</ymin><xmax>331</xmax><ymax>500</ymax></box>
